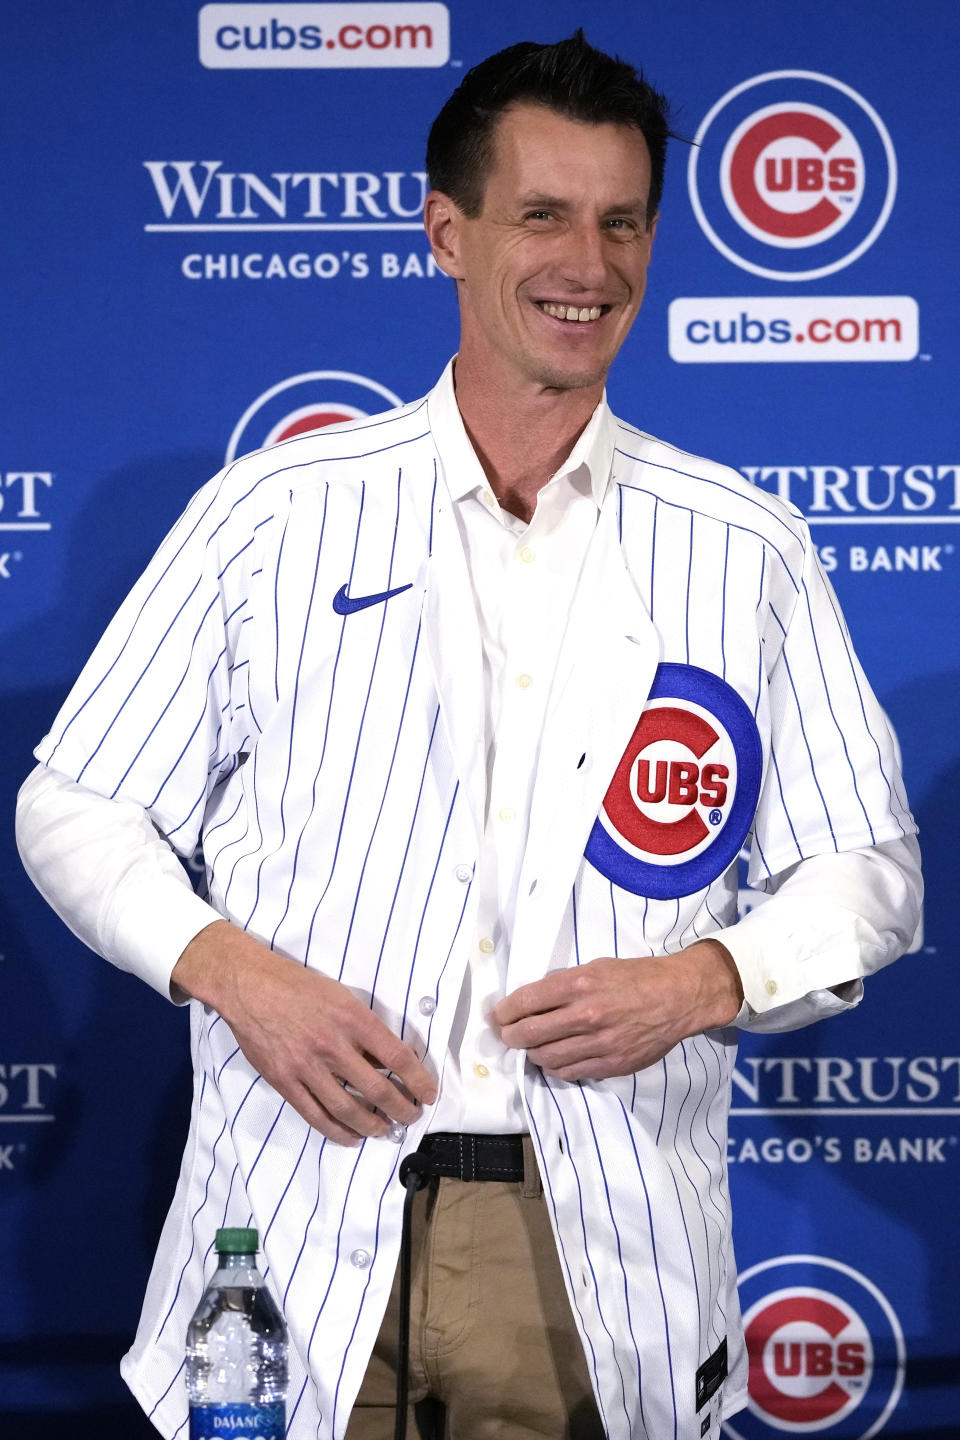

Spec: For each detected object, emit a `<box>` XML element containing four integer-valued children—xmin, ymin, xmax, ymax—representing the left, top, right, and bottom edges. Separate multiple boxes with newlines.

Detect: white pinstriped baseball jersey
<box><xmin>33</xmin><ymin>368</ymin><xmax>915</xmax><ymax>1440</ymax></box>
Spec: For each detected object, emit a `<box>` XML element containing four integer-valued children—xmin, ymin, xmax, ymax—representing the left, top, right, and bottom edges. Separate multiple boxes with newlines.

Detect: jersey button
<box><xmin>350</xmin><ymin>1249</ymin><xmax>370</xmax><ymax>1269</ymax></box>
<box><xmin>418</xmin><ymin>995</ymin><xmax>437</xmax><ymax>1016</ymax></box>
<box><xmin>454</xmin><ymin>864</ymin><xmax>472</xmax><ymax>882</ymax></box>
<box><xmin>387</xmin><ymin>1123</ymin><xmax>406</xmax><ymax>1144</ymax></box>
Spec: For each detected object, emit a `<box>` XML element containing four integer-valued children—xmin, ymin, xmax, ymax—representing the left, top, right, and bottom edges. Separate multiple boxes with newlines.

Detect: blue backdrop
<box><xmin>3</xmin><ymin>3</ymin><xmax>957</xmax><ymax>1437</ymax></box>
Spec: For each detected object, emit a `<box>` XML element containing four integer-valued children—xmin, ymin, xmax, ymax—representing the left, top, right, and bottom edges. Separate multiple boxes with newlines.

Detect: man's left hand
<box><xmin>491</xmin><ymin>940</ymin><xmax>744</xmax><ymax>1081</ymax></box>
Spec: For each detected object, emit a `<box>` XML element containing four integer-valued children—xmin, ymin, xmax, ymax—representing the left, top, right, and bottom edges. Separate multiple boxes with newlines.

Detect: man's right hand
<box><xmin>172</xmin><ymin>920</ymin><xmax>438</xmax><ymax>1146</ymax></box>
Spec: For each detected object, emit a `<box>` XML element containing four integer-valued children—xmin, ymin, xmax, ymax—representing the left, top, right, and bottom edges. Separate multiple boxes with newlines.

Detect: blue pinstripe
<box><xmin>303</xmin><ymin>1147</ymin><xmax>368</xmax><ymax>1372</ymax></box>
<box><xmin>619</xmin><ymin>480</ymin><xmax>802</xmax><ymax>599</ymax></box>
<box><xmin>299</xmin><ymin>484</ymin><xmax>409</xmax><ymax>953</ymax></box>
<box><xmin>282</xmin><ymin>1136</ymin><xmax>329</xmax><ymax>1310</ymax></box>
<box><xmin>330</xmin><ymin>1153</ymin><xmax>404</xmax><ymax>1440</ymax></box>
<box><xmin>674</xmin><ymin>1042</ymin><xmax>722</xmax><ymax>1348</ymax></box>
<box><xmin>818</xmin><ymin>579</ymin><xmax>909</xmax><ymax>830</ymax></box>
<box><xmin>366</xmin><ymin>706</ymin><xmax>442</xmax><ymax>998</ymax></box>
<box><xmin>338</xmin><ymin>616</ymin><xmax>430</xmax><ymax>976</ymax></box>
<box><xmin>543</xmin><ymin>1079</ymin><xmax>633</xmax><ymax>1437</ymax></box>
<box><xmin>581</xmin><ymin>1086</ymin><xmax>647</xmax><ymax>1439</ymax></box>
<box><xmin>155</xmin><ymin>1109</ymin><xmax>228</xmax><ymax>1346</ymax></box>
<box><xmin>684</xmin><ymin>510</ymin><xmax>693</xmax><ymax>663</ymax></box>
<box><xmin>273</xmin><ymin>512</ymin><xmax>291</xmax><ymax>703</ymax></box>
<box><xmin>798</xmin><ymin>581</ymin><xmax>877</xmax><ymax>839</ymax></box>
<box><xmin>262</xmin><ymin>1126</ymin><xmax>314</xmax><ymax>1248</ymax></box>
<box><xmin>770</xmin><ymin>604</ymin><xmax>840</xmax><ymax>846</ymax></box>
<box><xmin>526</xmin><ymin>1098</ymin><xmax>608</xmax><ymax>1435</ymax></box>
<box><xmin>248</xmin><ymin>488</ymin><xmax>328</xmax><ymax>939</ymax></box>
<box><xmin>614</xmin><ymin>439</ymin><xmax>804</xmax><ymax>548</ymax></box>
<box><xmin>616</xmin><ymin>1098</ymin><xmax>678</xmax><ymax>1440</ymax></box>
<box><xmin>399</xmin><ymin>784</ymin><xmax>462</xmax><ymax>1042</ymax></box>
<box><xmin>721</xmin><ymin>526</ymin><xmax>730</xmax><ymax>680</ymax></box>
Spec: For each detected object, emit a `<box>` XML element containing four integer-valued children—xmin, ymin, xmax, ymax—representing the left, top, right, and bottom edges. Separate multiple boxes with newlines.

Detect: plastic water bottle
<box><xmin>186</xmin><ymin>1227</ymin><xmax>288</xmax><ymax>1439</ymax></box>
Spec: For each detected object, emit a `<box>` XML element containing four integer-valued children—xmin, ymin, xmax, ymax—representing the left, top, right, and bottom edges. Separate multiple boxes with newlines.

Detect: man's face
<box><xmin>433</xmin><ymin>102</ymin><xmax>657</xmax><ymax>395</ymax></box>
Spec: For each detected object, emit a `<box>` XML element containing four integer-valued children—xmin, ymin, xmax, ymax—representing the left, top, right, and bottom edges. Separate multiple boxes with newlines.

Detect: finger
<box><xmin>358</xmin><ymin>1021</ymin><xmax>438</xmax><ymax>1107</ymax></box>
<box><xmin>499</xmin><ymin>1016</ymin><xmax>571</xmax><ymax>1051</ymax></box>
<box><xmin>543</xmin><ymin>1038</ymin><xmax>676</xmax><ymax>1082</ymax></box>
<box><xmin>337</xmin><ymin>1054</ymin><xmax>425</xmax><ymax>1126</ymax></box>
<box><xmin>543</xmin><ymin>1055</ymin><xmax>632</xmax><ymax>1083</ymax></box>
<box><xmin>357</xmin><ymin>1051</ymin><xmax>425</xmax><ymax>1112</ymax></box>
<box><xmin>525</xmin><ymin>1033</ymin><xmax>609</xmax><ymax>1070</ymax></box>
<box><xmin>498</xmin><ymin>1003</ymin><xmax>591</xmax><ymax>1050</ymax></box>
<box><xmin>285</xmin><ymin>1080</ymin><xmax>369</xmax><ymax>1146</ymax></box>
<box><xmin>493</xmin><ymin>970</ymin><xmax>581</xmax><ymax>1026</ymax></box>
<box><xmin>307</xmin><ymin>1070</ymin><xmax>396</xmax><ymax>1140</ymax></box>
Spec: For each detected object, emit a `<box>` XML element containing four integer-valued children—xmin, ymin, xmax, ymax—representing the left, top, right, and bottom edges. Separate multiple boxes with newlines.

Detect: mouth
<box><xmin>536</xmin><ymin>302</ymin><xmax>610</xmax><ymax>324</ymax></box>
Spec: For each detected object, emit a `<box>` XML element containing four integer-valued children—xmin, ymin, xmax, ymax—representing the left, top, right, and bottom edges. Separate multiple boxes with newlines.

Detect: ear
<box><xmin>423</xmin><ymin>190</ymin><xmax>467</xmax><ymax>281</ymax></box>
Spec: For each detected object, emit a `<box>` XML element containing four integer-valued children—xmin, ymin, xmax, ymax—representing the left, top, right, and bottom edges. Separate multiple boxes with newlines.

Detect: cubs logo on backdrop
<box><xmin>225</xmin><ymin>370</ymin><xmax>404</xmax><ymax>461</ymax></box>
<box><xmin>584</xmin><ymin>664</ymin><xmax>761</xmax><ymax>899</ymax></box>
<box><xmin>689</xmin><ymin>71</ymin><xmax>897</xmax><ymax>281</ymax></box>
<box><xmin>724</xmin><ymin>1257</ymin><xmax>905</xmax><ymax>1439</ymax></box>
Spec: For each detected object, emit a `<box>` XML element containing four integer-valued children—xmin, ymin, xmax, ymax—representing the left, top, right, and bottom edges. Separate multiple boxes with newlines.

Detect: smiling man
<box><xmin>424</xmin><ymin>100</ymin><xmax>657</xmax><ymax>521</ymax></box>
<box><xmin>17</xmin><ymin>31</ymin><xmax>920</xmax><ymax>1440</ymax></box>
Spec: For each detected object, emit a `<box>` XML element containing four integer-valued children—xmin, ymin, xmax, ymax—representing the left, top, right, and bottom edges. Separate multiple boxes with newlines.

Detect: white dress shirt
<box><xmin>427</xmin><ymin>367</ymin><xmax>615</xmax><ymax>1132</ymax></box>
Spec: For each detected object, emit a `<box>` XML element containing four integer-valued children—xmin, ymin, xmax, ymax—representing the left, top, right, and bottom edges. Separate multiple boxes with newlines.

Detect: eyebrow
<box><xmin>517</xmin><ymin>193</ymin><xmax>648</xmax><ymax>216</ymax></box>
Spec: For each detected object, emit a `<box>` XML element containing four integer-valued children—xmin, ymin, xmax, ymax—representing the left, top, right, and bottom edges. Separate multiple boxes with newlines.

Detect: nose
<box><xmin>555</xmin><ymin>221</ymin><xmax>609</xmax><ymax>293</ymax></box>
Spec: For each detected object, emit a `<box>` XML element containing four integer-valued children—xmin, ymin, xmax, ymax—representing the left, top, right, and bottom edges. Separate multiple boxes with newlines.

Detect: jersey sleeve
<box><xmin>34</xmin><ymin>464</ymin><xmax>276</xmax><ymax>857</ymax></box>
<box><xmin>724</xmin><ymin>525</ymin><xmax>920</xmax><ymax>1027</ymax></box>
<box><xmin>748</xmin><ymin>523</ymin><xmax>915</xmax><ymax>886</ymax></box>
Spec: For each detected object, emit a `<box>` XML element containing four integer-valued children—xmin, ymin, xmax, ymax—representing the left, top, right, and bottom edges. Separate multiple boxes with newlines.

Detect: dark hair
<box><xmin>426</xmin><ymin>30</ymin><xmax>672</xmax><ymax>225</ymax></box>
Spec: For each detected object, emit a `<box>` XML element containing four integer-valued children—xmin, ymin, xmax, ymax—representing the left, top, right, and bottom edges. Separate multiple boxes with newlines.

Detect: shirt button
<box><xmin>478</xmin><ymin>938</ymin><xmax>495</xmax><ymax>954</ymax></box>
<box><xmin>481</xmin><ymin>491</ymin><xmax>495</xmax><ymax>508</ymax></box>
<box><xmin>473</xmin><ymin>1063</ymin><xmax>490</xmax><ymax>1079</ymax></box>
<box><xmin>350</xmin><ymin>1249</ymin><xmax>370</xmax><ymax>1269</ymax></box>
<box><xmin>498</xmin><ymin>806</ymin><xmax>515</xmax><ymax>824</ymax></box>
<box><xmin>418</xmin><ymin>996</ymin><xmax>437</xmax><ymax>1015</ymax></box>
<box><xmin>454</xmin><ymin>864</ymin><xmax>472</xmax><ymax>882</ymax></box>
<box><xmin>516</xmin><ymin>673</ymin><xmax>532</xmax><ymax>690</ymax></box>
<box><xmin>518</xmin><ymin>545</ymin><xmax>535</xmax><ymax>564</ymax></box>
<box><xmin>765</xmin><ymin>980</ymin><xmax>778</xmax><ymax>997</ymax></box>
<box><xmin>387</xmin><ymin>1123</ymin><xmax>406</xmax><ymax>1144</ymax></box>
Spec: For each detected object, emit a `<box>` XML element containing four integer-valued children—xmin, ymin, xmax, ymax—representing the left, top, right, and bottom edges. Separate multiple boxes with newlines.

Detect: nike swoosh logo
<box><xmin>332</xmin><ymin>582</ymin><xmax>413</xmax><ymax>616</ymax></box>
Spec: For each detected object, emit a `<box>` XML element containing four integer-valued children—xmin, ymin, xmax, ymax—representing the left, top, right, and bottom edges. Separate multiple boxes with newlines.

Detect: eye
<box><xmin>524</xmin><ymin>209</ymin><xmax>554</xmax><ymax>223</ymax></box>
<box><xmin>604</xmin><ymin>216</ymin><xmax>639</xmax><ymax>234</ymax></box>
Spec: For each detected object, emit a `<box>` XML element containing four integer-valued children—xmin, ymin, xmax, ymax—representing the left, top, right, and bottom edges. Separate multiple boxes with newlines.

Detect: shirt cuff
<box><xmin>103</xmin><ymin>869</ymin><xmax>222</xmax><ymax>1003</ymax></box>
<box><xmin>719</xmin><ymin>899</ymin><xmax>884</xmax><ymax>1018</ymax></box>
<box><xmin>16</xmin><ymin>763</ymin><xmax>221</xmax><ymax>1003</ymax></box>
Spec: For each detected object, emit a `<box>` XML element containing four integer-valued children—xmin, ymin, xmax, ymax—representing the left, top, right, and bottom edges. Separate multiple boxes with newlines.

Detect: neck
<box><xmin>452</xmin><ymin>354</ymin><xmax>603</xmax><ymax>523</ymax></box>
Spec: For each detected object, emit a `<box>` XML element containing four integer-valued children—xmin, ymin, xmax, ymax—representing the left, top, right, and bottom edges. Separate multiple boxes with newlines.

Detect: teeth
<box><xmin>541</xmin><ymin>303</ymin><xmax>603</xmax><ymax>322</ymax></box>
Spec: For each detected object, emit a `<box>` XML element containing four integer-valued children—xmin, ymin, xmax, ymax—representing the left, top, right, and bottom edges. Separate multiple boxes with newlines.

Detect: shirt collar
<box><xmin>426</xmin><ymin>357</ymin><xmax>616</xmax><ymax>512</ymax></box>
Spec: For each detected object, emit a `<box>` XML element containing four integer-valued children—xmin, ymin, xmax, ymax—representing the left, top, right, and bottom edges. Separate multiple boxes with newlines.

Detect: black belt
<box><xmin>416</xmin><ymin>1131</ymin><xmax>525</xmax><ymax>1183</ymax></box>
<box><xmin>394</xmin><ymin>1132</ymin><xmax>526</xmax><ymax>1439</ymax></box>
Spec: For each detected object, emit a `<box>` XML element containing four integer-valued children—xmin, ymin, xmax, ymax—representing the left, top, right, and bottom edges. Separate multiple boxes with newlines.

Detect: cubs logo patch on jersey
<box><xmin>585</xmin><ymin>663</ymin><xmax>762</xmax><ymax>899</ymax></box>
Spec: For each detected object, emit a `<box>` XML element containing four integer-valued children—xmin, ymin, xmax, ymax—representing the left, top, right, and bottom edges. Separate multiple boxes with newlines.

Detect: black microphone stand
<box><xmin>395</xmin><ymin>1153</ymin><xmax>435</xmax><ymax>1440</ymax></box>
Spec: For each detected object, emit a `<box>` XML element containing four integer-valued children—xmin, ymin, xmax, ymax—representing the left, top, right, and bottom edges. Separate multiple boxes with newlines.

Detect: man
<box><xmin>17</xmin><ymin>32</ymin><xmax>920</xmax><ymax>1440</ymax></box>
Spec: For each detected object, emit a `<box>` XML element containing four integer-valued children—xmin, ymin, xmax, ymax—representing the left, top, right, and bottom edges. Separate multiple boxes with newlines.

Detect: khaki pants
<box><xmin>345</xmin><ymin>1137</ymin><xmax>605</xmax><ymax>1440</ymax></box>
